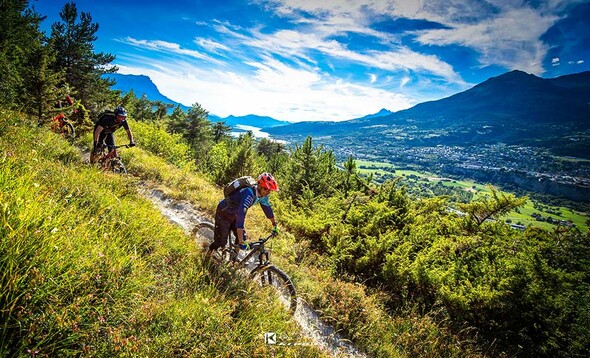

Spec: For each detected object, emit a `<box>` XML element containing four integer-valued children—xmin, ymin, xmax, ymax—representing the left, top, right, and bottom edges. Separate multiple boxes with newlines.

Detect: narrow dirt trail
<box><xmin>142</xmin><ymin>188</ymin><xmax>366</xmax><ymax>357</ymax></box>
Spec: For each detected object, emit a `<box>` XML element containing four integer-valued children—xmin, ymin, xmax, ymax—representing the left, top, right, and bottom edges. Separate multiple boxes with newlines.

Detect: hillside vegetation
<box><xmin>4</xmin><ymin>110</ymin><xmax>590</xmax><ymax>357</ymax></box>
<box><xmin>0</xmin><ymin>112</ymin><xmax>324</xmax><ymax>357</ymax></box>
<box><xmin>2</xmin><ymin>2</ymin><xmax>590</xmax><ymax>357</ymax></box>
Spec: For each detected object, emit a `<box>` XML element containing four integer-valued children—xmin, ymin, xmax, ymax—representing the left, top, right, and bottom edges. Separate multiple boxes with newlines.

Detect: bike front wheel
<box><xmin>250</xmin><ymin>265</ymin><xmax>297</xmax><ymax>314</ymax></box>
<box><xmin>105</xmin><ymin>158</ymin><xmax>127</xmax><ymax>174</ymax></box>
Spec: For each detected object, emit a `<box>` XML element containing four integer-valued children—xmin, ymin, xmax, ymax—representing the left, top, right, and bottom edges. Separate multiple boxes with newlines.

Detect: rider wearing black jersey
<box><xmin>90</xmin><ymin>106</ymin><xmax>135</xmax><ymax>163</ymax></box>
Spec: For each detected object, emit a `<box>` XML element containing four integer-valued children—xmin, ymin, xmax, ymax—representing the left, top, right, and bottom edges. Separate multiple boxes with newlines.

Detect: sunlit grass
<box><xmin>0</xmin><ymin>113</ymin><xmax>325</xmax><ymax>357</ymax></box>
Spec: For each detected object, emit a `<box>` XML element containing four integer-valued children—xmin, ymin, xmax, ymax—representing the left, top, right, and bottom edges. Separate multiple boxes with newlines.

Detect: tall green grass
<box><xmin>0</xmin><ymin>113</ymin><xmax>325</xmax><ymax>357</ymax></box>
<box><xmin>93</xmin><ymin>120</ymin><xmax>487</xmax><ymax>357</ymax></box>
<box><xmin>11</xmin><ymin>113</ymin><xmax>494</xmax><ymax>357</ymax></box>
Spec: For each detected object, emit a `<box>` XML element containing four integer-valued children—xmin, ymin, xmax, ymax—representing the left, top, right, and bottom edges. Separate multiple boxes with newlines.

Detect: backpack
<box><xmin>223</xmin><ymin>176</ymin><xmax>257</xmax><ymax>203</ymax></box>
<box><xmin>96</xmin><ymin>110</ymin><xmax>115</xmax><ymax>123</ymax></box>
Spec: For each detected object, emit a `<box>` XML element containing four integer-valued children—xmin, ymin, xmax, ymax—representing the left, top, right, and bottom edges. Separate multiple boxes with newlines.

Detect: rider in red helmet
<box><xmin>207</xmin><ymin>172</ymin><xmax>280</xmax><ymax>257</ymax></box>
<box><xmin>257</xmin><ymin>172</ymin><xmax>279</xmax><ymax>191</ymax></box>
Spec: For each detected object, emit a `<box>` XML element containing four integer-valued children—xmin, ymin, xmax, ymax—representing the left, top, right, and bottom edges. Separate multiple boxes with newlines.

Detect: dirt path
<box><xmin>142</xmin><ymin>188</ymin><xmax>366</xmax><ymax>357</ymax></box>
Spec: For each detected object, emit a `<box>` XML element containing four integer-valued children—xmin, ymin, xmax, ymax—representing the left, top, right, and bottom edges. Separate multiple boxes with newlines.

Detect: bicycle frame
<box><xmin>196</xmin><ymin>222</ymin><xmax>297</xmax><ymax>314</ymax></box>
<box><xmin>96</xmin><ymin>144</ymin><xmax>129</xmax><ymax>173</ymax></box>
<box><xmin>228</xmin><ymin>233</ymin><xmax>276</xmax><ymax>269</ymax></box>
<box><xmin>97</xmin><ymin>144</ymin><xmax>127</xmax><ymax>158</ymax></box>
<box><xmin>52</xmin><ymin>113</ymin><xmax>66</xmax><ymax>127</ymax></box>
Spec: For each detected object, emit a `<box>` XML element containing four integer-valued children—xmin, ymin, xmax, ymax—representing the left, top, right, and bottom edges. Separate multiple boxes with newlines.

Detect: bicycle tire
<box><xmin>194</xmin><ymin>221</ymin><xmax>232</xmax><ymax>263</ymax></box>
<box><xmin>250</xmin><ymin>265</ymin><xmax>297</xmax><ymax>314</ymax></box>
<box><xmin>106</xmin><ymin>158</ymin><xmax>127</xmax><ymax>174</ymax></box>
<box><xmin>61</xmin><ymin>121</ymin><xmax>75</xmax><ymax>140</ymax></box>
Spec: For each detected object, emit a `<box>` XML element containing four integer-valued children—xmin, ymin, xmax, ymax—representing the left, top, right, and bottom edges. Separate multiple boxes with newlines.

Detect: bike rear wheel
<box><xmin>60</xmin><ymin>121</ymin><xmax>75</xmax><ymax>140</ymax></box>
<box><xmin>194</xmin><ymin>221</ymin><xmax>232</xmax><ymax>263</ymax></box>
<box><xmin>250</xmin><ymin>265</ymin><xmax>297</xmax><ymax>314</ymax></box>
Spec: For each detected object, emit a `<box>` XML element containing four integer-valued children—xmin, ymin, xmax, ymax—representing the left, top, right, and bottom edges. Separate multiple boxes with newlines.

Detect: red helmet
<box><xmin>257</xmin><ymin>172</ymin><xmax>279</xmax><ymax>191</ymax></box>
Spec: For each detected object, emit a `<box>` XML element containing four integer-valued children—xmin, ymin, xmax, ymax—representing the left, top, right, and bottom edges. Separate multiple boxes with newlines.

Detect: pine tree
<box><xmin>0</xmin><ymin>1</ymin><xmax>45</xmax><ymax>110</ymax></box>
<box><xmin>224</xmin><ymin>132</ymin><xmax>255</xmax><ymax>183</ymax></box>
<box><xmin>256</xmin><ymin>137</ymin><xmax>284</xmax><ymax>159</ymax></box>
<box><xmin>168</xmin><ymin>102</ymin><xmax>213</xmax><ymax>167</ymax></box>
<box><xmin>211</xmin><ymin>121</ymin><xmax>231</xmax><ymax>143</ymax></box>
<box><xmin>153</xmin><ymin>100</ymin><xmax>173</xmax><ymax>121</ymax></box>
<box><xmin>49</xmin><ymin>2</ymin><xmax>116</xmax><ymax>115</ymax></box>
<box><xmin>23</xmin><ymin>40</ymin><xmax>66</xmax><ymax>122</ymax></box>
<box><xmin>169</xmin><ymin>105</ymin><xmax>187</xmax><ymax>124</ymax></box>
<box><xmin>134</xmin><ymin>94</ymin><xmax>154</xmax><ymax>121</ymax></box>
<box><xmin>283</xmin><ymin>136</ymin><xmax>338</xmax><ymax>199</ymax></box>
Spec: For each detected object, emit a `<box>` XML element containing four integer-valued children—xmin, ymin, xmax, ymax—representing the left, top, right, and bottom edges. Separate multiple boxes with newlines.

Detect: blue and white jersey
<box><xmin>219</xmin><ymin>185</ymin><xmax>274</xmax><ymax>229</ymax></box>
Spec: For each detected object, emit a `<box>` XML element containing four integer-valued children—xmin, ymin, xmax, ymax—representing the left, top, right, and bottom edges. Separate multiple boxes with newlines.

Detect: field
<box><xmin>356</xmin><ymin>160</ymin><xmax>589</xmax><ymax>232</ymax></box>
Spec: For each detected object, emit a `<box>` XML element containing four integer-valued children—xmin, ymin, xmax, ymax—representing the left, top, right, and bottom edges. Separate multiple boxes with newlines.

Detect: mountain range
<box><xmin>107</xmin><ymin>73</ymin><xmax>288</xmax><ymax>128</ymax></box>
<box><xmin>109</xmin><ymin>70</ymin><xmax>590</xmax><ymax>157</ymax></box>
<box><xmin>264</xmin><ymin>70</ymin><xmax>590</xmax><ymax>151</ymax></box>
<box><xmin>106</xmin><ymin>73</ymin><xmax>191</xmax><ymax>112</ymax></box>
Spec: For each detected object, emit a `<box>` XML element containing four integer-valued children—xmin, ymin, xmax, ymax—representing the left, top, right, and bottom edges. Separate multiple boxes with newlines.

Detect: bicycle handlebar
<box><xmin>98</xmin><ymin>144</ymin><xmax>133</xmax><ymax>150</ymax></box>
<box><xmin>230</xmin><ymin>231</ymin><xmax>278</xmax><ymax>248</ymax></box>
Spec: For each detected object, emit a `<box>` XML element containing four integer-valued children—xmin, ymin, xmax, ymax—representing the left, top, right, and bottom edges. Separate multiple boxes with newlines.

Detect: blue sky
<box><xmin>31</xmin><ymin>0</ymin><xmax>590</xmax><ymax>122</ymax></box>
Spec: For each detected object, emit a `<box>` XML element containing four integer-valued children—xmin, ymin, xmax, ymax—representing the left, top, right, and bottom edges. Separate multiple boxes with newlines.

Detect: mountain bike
<box><xmin>194</xmin><ymin>221</ymin><xmax>297</xmax><ymax>314</ymax></box>
<box><xmin>51</xmin><ymin>113</ymin><xmax>75</xmax><ymax>141</ymax></box>
<box><xmin>92</xmin><ymin>144</ymin><xmax>130</xmax><ymax>174</ymax></box>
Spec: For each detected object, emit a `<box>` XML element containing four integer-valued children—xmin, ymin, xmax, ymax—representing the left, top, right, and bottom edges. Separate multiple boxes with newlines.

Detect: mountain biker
<box><xmin>207</xmin><ymin>173</ymin><xmax>280</xmax><ymax>257</ymax></box>
<box><xmin>52</xmin><ymin>94</ymin><xmax>75</xmax><ymax>122</ymax></box>
<box><xmin>90</xmin><ymin>106</ymin><xmax>135</xmax><ymax>163</ymax></box>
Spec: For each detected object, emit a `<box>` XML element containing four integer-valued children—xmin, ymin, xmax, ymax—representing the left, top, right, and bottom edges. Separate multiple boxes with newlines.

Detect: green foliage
<box><xmin>0</xmin><ymin>115</ymin><xmax>324</xmax><ymax>357</ymax></box>
<box><xmin>206</xmin><ymin>141</ymin><xmax>230</xmax><ymax>185</ymax></box>
<box><xmin>211</xmin><ymin>120</ymin><xmax>231</xmax><ymax>142</ymax></box>
<box><xmin>128</xmin><ymin>94</ymin><xmax>173</xmax><ymax>122</ymax></box>
<box><xmin>280</xmin><ymin>136</ymin><xmax>339</xmax><ymax>200</ymax></box>
<box><xmin>279</xmin><ymin>153</ymin><xmax>589</xmax><ymax>356</ymax></box>
<box><xmin>458</xmin><ymin>185</ymin><xmax>528</xmax><ymax>231</ymax></box>
<box><xmin>0</xmin><ymin>1</ymin><xmax>46</xmax><ymax>112</ymax></box>
<box><xmin>222</xmin><ymin>132</ymin><xmax>255</xmax><ymax>184</ymax></box>
<box><xmin>167</xmin><ymin>102</ymin><xmax>213</xmax><ymax>168</ymax></box>
<box><xmin>126</xmin><ymin>119</ymin><xmax>196</xmax><ymax>171</ymax></box>
<box><xmin>257</xmin><ymin>137</ymin><xmax>284</xmax><ymax>159</ymax></box>
<box><xmin>49</xmin><ymin>2</ymin><xmax>117</xmax><ymax>116</ymax></box>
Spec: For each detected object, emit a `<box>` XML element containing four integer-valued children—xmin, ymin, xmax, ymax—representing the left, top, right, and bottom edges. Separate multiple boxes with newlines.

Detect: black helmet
<box><xmin>114</xmin><ymin>106</ymin><xmax>127</xmax><ymax>117</ymax></box>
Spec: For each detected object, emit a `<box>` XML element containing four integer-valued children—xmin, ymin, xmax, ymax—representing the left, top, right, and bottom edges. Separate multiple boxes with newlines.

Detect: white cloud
<box><xmin>194</xmin><ymin>38</ymin><xmax>230</xmax><ymax>54</ymax></box>
<box><xmin>369</xmin><ymin>73</ymin><xmax>377</xmax><ymax>83</ymax></box>
<box><xmin>116</xmin><ymin>56</ymin><xmax>415</xmax><ymax>122</ymax></box>
<box><xmin>118</xmin><ymin>37</ymin><xmax>225</xmax><ymax>65</ymax></box>
<box><xmin>577</xmin><ymin>60</ymin><xmax>585</xmax><ymax>64</ymax></box>
<box><xmin>414</xmin><ymin>7</ymin><xmax>557</xmax><ymax>74</ymax></box>
<box><xmin>242</xmin><ymin>27</ymin><xmax>464</xmax><ymax>84</ymax></box>
<box><xmin>257</xmin><ymin>0</ymin><xmax>567</xmax><ymax>75</ymax></box>
<box><xmin>400</xmin><ymin>76</ymin><xmax>410</xmax><ymax>88</ymax></box>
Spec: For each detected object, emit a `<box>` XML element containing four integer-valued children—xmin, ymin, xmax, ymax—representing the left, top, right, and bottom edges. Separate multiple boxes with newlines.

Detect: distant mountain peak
<box><xmin>359</xmin><ymin>108</ymin><xmax>393</xmax><ymax>120</ymax></box>
<box><xmin>374</xmin><ymin>108</ymin><xmax>392</xmax><ymax>116</ymax></box>
<box><xmin>106</xmin><ymin>73</ymin><xmax>190</xmax><ymax>111</ymax></box>
<box><xmin>265</xmin><ymin>69</ymin><xmax>590</xmax><ymax>147</ymax></box>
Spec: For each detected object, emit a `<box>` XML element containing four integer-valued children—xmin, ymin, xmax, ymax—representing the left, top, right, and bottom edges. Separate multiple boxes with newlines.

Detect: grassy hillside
<box><xmin>6</xmin><ymin>111</ymin><xmax>586</xmax><ymax>357</ymax></box>
<box><xmin>1</xmin><ymin>111</ymin><xmax>495</xmax><ymax>357</ymax></box>
<box><xmin>0</xmin><ymin>111</ymin><xmax>324</xmax><ymax>357</ymax></box>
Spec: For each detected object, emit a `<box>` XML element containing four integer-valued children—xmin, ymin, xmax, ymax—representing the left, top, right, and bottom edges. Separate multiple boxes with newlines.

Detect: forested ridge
<box><xmin>1</xmin><ymin>1</ymin><xmax>589</xmax><ymax>357</ymax></box>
